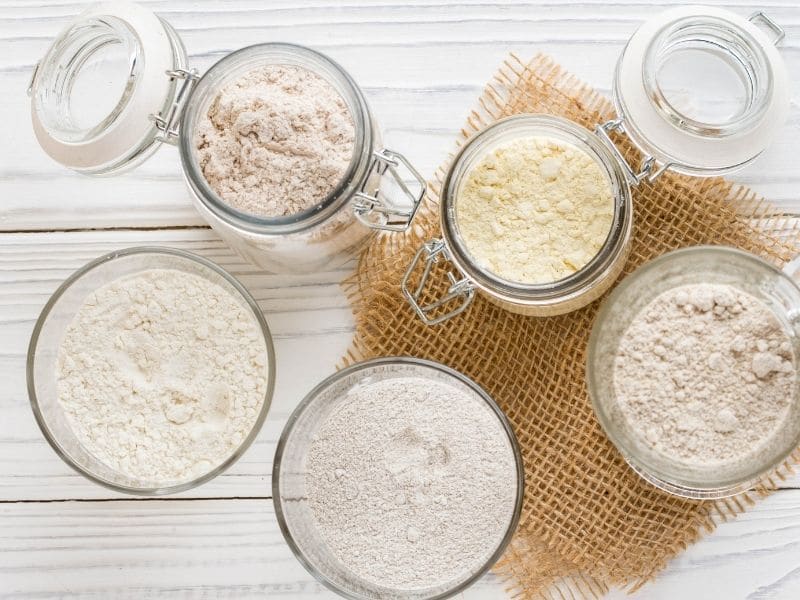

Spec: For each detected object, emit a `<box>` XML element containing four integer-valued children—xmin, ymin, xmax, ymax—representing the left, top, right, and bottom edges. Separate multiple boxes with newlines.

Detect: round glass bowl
<box><xmin>403</xmin><ymin>114</ymin><xmax>632</xmax><ymax>325</ymax></box>
<box><xmin>27</xmin><ymin>247</ymin><xmax>276</xmax><ymax>495</ymax></box>
<box><xmin>273</xmin><ymin>357</ymin><xmax>524</xmax><ymax>599</ymax></box>
<box><xmin>587</xmin><ymin>246</ymin><xmax>800</xmax><ymax>498</ymax></box>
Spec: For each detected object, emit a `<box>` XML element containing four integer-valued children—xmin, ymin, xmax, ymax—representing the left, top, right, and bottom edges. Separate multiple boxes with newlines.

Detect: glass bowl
<box><xmin>272</xmin><ymin>357</ymin><xmax>524</xmax><ymax>599</ymax></box>
<box><xmin>27</xmin><ymin>247</ymin><xmax>276</xmax><ymax>495</ymax></box>
<box><xmin>587</xmin><ymin>246</ymin><xmax>800</xmax><ymax>498</ymax></box>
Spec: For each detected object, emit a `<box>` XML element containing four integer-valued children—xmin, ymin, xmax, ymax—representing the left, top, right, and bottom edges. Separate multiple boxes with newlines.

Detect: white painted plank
<box><xmin>1</xmin><ymin>0</ymin><xmax>798</xmax><ymax>230</ymax></box>
<box><xmin>606</xmin><ymin>489</ymin><xmax>800</xmax><ymax>600</ymax></box>
<box><xmin>3</xmin><ymin>490</ymin><xmax>800</xmax><ymax>599</ymax></box>
<box><xmin>0</xmin><ymin>498</ymin><xmax>509</xmax><ymax>599</ymax></box>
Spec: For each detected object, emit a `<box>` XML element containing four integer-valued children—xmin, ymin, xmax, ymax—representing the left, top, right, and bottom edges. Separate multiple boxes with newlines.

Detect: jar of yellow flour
<box><xmin>403</xmin><ymin>6</ymin><xmax>789</xmax><ymax>325</ymax></box>
<box><xmin>404</xmin><ymin>114</ymin><xmax>633</xmax><ymax>323</ymax></box>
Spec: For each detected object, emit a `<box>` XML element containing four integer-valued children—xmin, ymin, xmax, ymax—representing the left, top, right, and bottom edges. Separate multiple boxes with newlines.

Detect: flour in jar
<box><xmin>456</xmin><ymin>136</ymin><xmax>614</xmax><ymax>284</ymax></box>
<box><xmin>194</xmin><ymin>64</ymin><xmax>355</xmax><ymax>218</ymax></box>
<box><xmin>305</xmin><ymin>376</ymin><xmax>519</xmax><ymax>590</ymax></box>
<box><xmin>56</xmin><ymin>268</ymin><xmax>269</xmax><ymax>483</ymax></box>
<box><xmin>613</xmin><ymin>283</ymin><xmax>796</xmax><ymax>468</ymax></box>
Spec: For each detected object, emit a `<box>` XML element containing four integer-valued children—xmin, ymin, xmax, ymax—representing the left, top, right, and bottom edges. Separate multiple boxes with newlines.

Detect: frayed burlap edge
<box><xmin>341</xmin><ymin>54</ymin><xmax>800</xmax><ymax>599</ymax></box>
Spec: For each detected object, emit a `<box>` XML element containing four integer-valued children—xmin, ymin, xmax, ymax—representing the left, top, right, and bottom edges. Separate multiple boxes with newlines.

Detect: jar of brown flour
<box><xmin>28</xmin><ymin>1</ymin><xmax>425</xmax><ymax>272</ymax></box>
<box><xmin>588</xmin><ymin>247</ymin><xmax>800</xmax><ymax>498</ymax></box>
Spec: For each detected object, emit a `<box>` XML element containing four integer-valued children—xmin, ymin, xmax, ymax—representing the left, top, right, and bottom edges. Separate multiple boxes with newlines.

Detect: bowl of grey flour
<box><xmin>588</xmin><ymin>246</ymin><xmax>800</xmax><ymax>498</ymax></box>
<box><xmin>27</xmin><ymin>247</ymin><xmax>275</xmax><ymax>494</ymax></box>
<box><xmin>273</xmin><ymin>357</ymin><xmax>523</xmax><ymax>599</ymax></box>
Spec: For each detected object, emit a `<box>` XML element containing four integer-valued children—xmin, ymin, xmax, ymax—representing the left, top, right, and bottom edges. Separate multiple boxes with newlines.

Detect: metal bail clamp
<box><xmin>150</xmin><ymin>68</ymin><xmax>199</xmax><ymax>145</ymax></box>
<box><xmin>749</xmin><ymin>11</ymin><xmax>785</xmax><ymax>46</ymax></box>
<box><xmin>353</xmin><ymin>149</ymin><xmax>427</xmax><ymax>232</ymax></box>
<box><xmin>595</xmin><ymin>119</ymin><xmax>670</xmax><ymax>186</ymax></box>
<box><xmin>401</xmin><ymin>239</ymin><xmax>475</xmax><ymax>326</ymax></box>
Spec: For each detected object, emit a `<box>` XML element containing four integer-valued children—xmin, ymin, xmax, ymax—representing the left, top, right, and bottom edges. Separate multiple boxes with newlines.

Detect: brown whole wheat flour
<box><xmin>613</xmin><ymin>283</ymin><xmax>795</xmax><ymax>469</ymax></box>
<box><xmin>341</xmin><ymin>54</ymin><xmax>800</xmax><ymax>598</ymax></box>
<box><xmin>195</xmin><ymin>65</ymin><xmax>355</xmax><ymax>218</ymax></box>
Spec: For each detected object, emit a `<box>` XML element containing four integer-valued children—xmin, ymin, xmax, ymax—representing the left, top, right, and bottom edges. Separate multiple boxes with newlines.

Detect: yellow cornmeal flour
<box><xmin>456</xmin><ymin>136</ymin><xmax>614</xmax><ymax>284</ymax></box>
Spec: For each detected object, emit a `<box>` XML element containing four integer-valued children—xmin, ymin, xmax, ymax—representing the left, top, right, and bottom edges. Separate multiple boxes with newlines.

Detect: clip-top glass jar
<box><xmin>402</xmin><ymin>6</ymin><xmax>789</xmax><ymax>325</ymax></box>
<box><xmin>28</xmin><ymin>1</ymin><xmax>426</xmax><ymax>273</ymax></box>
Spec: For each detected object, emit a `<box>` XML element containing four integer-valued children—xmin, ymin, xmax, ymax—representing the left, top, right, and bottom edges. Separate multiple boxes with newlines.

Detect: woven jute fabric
<box><xmin>342</xmin><ymin>54</ymin><xmax>800</xmax><ymax>598</ymax></box>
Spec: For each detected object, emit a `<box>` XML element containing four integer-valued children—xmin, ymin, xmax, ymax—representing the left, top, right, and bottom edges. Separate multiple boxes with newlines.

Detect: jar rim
<box><xmin>29</xmin><ymin>2</ymin><xmax>186</xmax><ymax>174</ymax></box>
<box><xmin>179</xmin><ymin>42</ymin><xmax>375</xmax><ymax>236</ymax></box>
<box><xmin>612</xmin><ymin>6</ymin><xmax>789</xmax><ymax>177</ymax></box>
<box><xmin>440</xmin><ymin>114</ymin><xmax>633</xmax><ymax>308</ymax></box>
<box><xmin>641</xmin><ymin>14</ymin><xmax>773</xmax><ymax>139</ymax></box>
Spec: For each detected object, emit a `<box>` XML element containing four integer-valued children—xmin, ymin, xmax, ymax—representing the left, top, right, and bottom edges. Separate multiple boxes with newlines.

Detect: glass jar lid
<box><xmin>612</xmin><ymin>6</ymin><xmax>789</xmax><ymax>176</ymax></box>
<box><xmin>29</xmin><ymin>1</ymin><xmax>188</xmax><ymax>174</ymax></box>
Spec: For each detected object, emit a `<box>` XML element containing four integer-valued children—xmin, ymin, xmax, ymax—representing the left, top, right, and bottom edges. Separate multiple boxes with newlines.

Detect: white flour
<box><xmin>613</xmin><ymin>283</ymin><xmax>796</xmax><ymax>467</ymax></box>
<box><xmin>306</xmin><ymin>376</ymin><xmax>518</xmax><ymax>590</ymax></box>
<box><xmin>56</xmin><ymin>269</ymin><xmax>269</xmax><ymax>483</ymax></box>
<box><xmin>456</xmin><ymin>136</ymin><xmax>614</xmax><ymax>284</ymax></box>
<box><xmin>195</xmin><ymin>64</ymin><xmax>355</xmax><ymax>218</ymax></box>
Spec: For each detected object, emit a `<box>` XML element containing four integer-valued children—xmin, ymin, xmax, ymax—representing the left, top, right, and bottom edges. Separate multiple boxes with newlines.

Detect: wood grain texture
<box><xmin>1</xmin><ymin>0</ymin><xmax>799</xmax><ymax>598</ymax></box>
<box><xmin>1</xmin><ymin>0</ymin><xmax>799</xmax><ymax>230</ymax></box>
<box><xmin>2</xmin><ymin>492</ymin><xmax>800</xmax><ymax>599</ymax></box>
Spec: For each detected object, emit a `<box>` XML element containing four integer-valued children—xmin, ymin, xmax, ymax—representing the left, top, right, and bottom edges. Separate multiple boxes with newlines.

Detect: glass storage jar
<box><xmin>402</xmin><ymin>6</ymin><xmax>789</xmax><ymax>325</ymax></box>
<box><xmin>28</xmin><ymin>1</ymin><xmax>425</xmax><ymax>273</ymax></box>
<box><xmin>587</xmin><ymin>247</ymin><xmax>800</xmax><ymax>499</ymax></box>
<box><xmin>27</xmin><ymin>247</ymin><xmax>276</xmax><ymax>495</ymax></box>
<box><xmin>273</xmin><ymin>357</ymin><xmax>524</xmax><ymax>599</ymax></box>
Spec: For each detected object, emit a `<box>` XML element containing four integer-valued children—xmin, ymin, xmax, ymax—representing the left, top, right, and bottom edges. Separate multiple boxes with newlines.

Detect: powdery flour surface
<box><xmin>306</xmin><ymin>377</ymin><xmax>518</xmax><ymax>590</ymax></box>
<box><xmin>456</xmin><ymin>136</ymin><xmax>614</xmax><ymax>284</ymax></box>
<box><xmin>57</xmin><ymin>269</ymin><xmax>269</xmax><ymax>484</ymax></box>
<box><xmin>195</xmin><ymin>64</ymin><xmax>355</xmax><ymax>218</ymax></box>
<box><xmin>613</xmin><ymin>283</ymin><xmax>796</xmax><ymax>467</ymax></box>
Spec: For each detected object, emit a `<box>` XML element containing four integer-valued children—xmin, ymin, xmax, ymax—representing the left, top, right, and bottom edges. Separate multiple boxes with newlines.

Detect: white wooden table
<box><xmin>2</xmin><ymin>1</ymin><xmax>799</xmax><ymax>598</ymax></box>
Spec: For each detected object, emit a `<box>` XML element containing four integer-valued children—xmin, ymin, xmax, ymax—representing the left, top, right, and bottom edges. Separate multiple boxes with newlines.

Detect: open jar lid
<box><xmin>612</xmin><ymin>6</ymin><xmax>790</xmax><ymax>177</ymax></box>
<box><xmin>28</xmin><ymin>1</ymin><xmax>189</xmax><ymax>174</ymax></box>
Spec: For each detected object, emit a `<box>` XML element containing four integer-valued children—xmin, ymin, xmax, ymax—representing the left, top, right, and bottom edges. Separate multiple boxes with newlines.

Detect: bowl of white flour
<box><xmin>587</xmin><ymin>246</ymin><xmax>800</xmax><ymax>498</ymax></box>
<box><xmin>272</xmin><ymin>357</ymin><xmax>523</xmax><ymax>600</ymax></box>
<box><xmin>27</xmin><ymin>247</ymin><xmax>275</xmax><ymax>495</ymax></box>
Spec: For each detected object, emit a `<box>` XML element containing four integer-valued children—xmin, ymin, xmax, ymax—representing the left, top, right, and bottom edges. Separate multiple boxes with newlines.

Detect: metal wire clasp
<box><xmin>749</xmin><ymin>11</ymin><xmax>785</xmax><ymax>46</ymax></box>
<box><xmin>150</xmin><ymin>68</ymin><xmax>199</xmax><ymax>144</ymax></box>
<box><xmin>353</xmin><ymin>149</ymin><xmax>427</xmax><ymax>231</ymax></box>
<box><xmin>595</xmin><ymin>119</ymin><xmax>669</xmax><ymax>185</ymax></box>
<box><xmin>401</xmin><ymin>239</ymin><xmax>475</xmax><ymax>326</ymax></box>
<box><xmin>27</xmin><ymin>61</ymin><xmax>40</xmax><ymax>97</ymax></box>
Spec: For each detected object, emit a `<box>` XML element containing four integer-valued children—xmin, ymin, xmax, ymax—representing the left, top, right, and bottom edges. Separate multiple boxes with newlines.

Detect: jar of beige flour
<box><xmin>588</xmin><ymin>247</ymin><xmax>800</xmax><ymax>498</ymax></box>
<box><xmin>28</xmin><ymin>1</ymin><xmax>425</xmax><ymax>272</ymax></box>
<box><xmin>403</xmin><ymin>6</ymin><xmax>789</xmax><ymax>324</ymax></box>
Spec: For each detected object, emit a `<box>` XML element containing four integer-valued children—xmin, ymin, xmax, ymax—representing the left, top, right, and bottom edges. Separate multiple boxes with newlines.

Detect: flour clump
<box><xmin>456</xmin><ymin>135</ymin><xmax>614</xmax><ymax>284</ymax></box>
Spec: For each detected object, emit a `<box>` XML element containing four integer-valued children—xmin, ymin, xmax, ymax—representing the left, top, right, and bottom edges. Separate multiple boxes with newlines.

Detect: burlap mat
<box><xmin>342</xmin><ymin>54</ymin><xmax>800</xmax><ymax>598</ymax></box>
